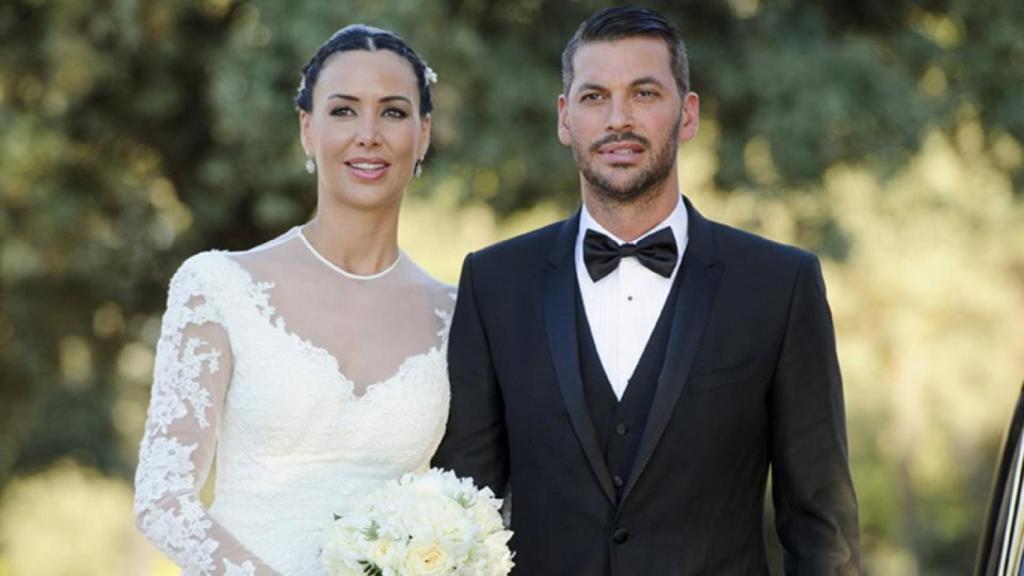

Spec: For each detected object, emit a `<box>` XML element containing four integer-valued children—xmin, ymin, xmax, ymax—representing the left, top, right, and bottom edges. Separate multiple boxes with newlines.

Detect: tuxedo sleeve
<box><xmin>433</xmin><ymin>253</ymin><xmax>510</xmax><ymax>496</ymax></box>
<box><xmin>770</xmin><ymin>254</ymin><xmax>862</xmax><ymax>575</ymax></box>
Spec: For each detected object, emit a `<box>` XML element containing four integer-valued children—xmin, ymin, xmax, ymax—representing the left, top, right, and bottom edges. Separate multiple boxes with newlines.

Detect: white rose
<box><xmin>321</xmin><ymin>515</ymin><xmax>378</xmax><ymax>575</ymax></box>
<box><xmin>471</xmin><ymin>500</ymin><xmax>505</xmax><ymax>535</ymax></box>
<box><xmin>367</xmin><ymin>536</ymin><xmax>404</xmax><ymax>570</ymax></box>
<box><xmin>436</xmin><ymin>497</ymin><xmax>476</xmax><ymax>541</ymax></box>
<box><xmin>321</xmin><ymin>542</ymin><xmax>370</xmax><ymax>575</ymax></box>
<box><xmin>403</xmin><ymin>541</ymin><xmax>454</xmax><ymax>575</ymax></box>
<box><xmin>481</xmin><ymin>531</ymin><xmax>515</xmax><ymax>576</ymax></box>
<box><xmin>409</xmin><ymin>469</ymin><xmax>446</xmax><ymax>495</ymax></box>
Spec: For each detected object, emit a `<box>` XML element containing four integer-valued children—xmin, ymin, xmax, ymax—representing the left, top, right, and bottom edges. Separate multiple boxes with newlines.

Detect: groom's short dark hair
<box><xmin>561</xmin><ymin>7</ymin><xmax>690</xmax><ymax>98</ymax></box>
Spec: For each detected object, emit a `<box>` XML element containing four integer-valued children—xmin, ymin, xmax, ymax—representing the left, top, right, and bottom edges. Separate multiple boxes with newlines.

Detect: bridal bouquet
<box><xmin>321</xmin><ymin>468</ymin><xmax>514</xmax><ymax>576</ymax></box>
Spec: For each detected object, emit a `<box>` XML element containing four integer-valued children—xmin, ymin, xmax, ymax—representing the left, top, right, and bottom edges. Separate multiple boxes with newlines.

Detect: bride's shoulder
<box><xmin>171</xmin><ymin>250</ymin><xmax>234</xmax><ymax>283</ymax></box>
<box><xmin>420</xmin><ymin>276</ymin><xmax>457</xmax><ymax>314</ymax></box>
<box><xmin>428</xmin><ymin>279</ymin><xmax>458</xmax><ymax>313</ymax></box>
<box><xmin>163</xmin><ymin>251</ymin><xmax>249</xmax><ymax>305</ymax></box>
<box><xmin>173</xmin><ymin>227</ymin><xmax>302</xmax><ymax>281</ymax></box>
<box><xmin>225</xmin><ymin>227</ymin><xmax>305</xmax><ymax>276</ymax></box>
<box><xmin>402</xmin><ymin>258</ymin><xmax>457</xmax><ymax>311</ymax></box>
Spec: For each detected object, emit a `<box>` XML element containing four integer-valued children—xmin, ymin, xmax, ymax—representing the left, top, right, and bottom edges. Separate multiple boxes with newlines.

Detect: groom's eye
<box><xmin>580</xmin><ymin>92</ymin><xmax>604</xmax><ymax>103</ymax></box>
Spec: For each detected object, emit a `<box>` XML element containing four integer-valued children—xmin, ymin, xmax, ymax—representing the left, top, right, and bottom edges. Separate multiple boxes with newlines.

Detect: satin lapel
<box><xmin>543</xmin><ymin>212</ymin><xmax>616</xmax><ymax>505</ymax></box>
<box><xmin>620</xmin><ymin>198</ymin><xmax>723</xmax><ymax>505</ymax></box>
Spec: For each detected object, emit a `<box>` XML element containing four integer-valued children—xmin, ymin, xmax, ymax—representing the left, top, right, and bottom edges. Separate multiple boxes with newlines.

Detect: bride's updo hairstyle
<box><xmin>295</xmin><ymin>24</ymin><xmax>434</xmax><ymax>117</ymax></box>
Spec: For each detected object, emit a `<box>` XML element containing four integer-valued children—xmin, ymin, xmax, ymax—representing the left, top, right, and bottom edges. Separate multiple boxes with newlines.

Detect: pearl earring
<box><xmin>414</xmin><ymin>158</ymin><xmax>424</xmax><ymax>178</ymax></box>
<box><xmin>305</xmin><ymin>155</ymin><xmax>316</xmax><ymax>175</ymax></box>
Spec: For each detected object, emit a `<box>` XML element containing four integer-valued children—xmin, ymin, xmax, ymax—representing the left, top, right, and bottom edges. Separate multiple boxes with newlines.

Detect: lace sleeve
<box><xmin>134</xmin><ymin>256</ymin><xmax>279</xmax><ymax>576</ymax></box>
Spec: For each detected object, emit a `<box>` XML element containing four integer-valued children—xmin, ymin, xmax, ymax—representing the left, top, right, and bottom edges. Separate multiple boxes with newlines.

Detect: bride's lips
<box><xmin>345</xmin><ymin>157</ymin><xmax>391</xmax><ymax>181</ymax></box>
<box><xmin>597</xmin><ymin>141</ymin><xmax>645</xmax><ymax>165</ymax></box>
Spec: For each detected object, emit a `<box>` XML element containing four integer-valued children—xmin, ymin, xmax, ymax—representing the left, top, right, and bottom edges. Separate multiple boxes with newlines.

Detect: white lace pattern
<box><xmin>135</xmin><ymin>233</ymin><xmax>453</xmax><ymax>576</ymax></box>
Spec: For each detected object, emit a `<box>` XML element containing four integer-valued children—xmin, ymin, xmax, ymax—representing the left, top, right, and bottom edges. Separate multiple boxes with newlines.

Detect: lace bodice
<box><xmin>134</xmin><ymin>228</ymin><xmax>454</xmax><ymax>575</ymax></box>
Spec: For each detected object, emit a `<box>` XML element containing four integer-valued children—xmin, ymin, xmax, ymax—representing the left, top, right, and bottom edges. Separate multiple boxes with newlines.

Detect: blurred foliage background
<box><xmin>1</xmin><ymin>0</ymin><xmax>1022</xmax><ymax>574</ymax></box>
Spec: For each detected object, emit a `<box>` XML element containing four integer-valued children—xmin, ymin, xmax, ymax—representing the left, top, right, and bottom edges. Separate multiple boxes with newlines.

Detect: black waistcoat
<box><xmin>575</xmin><ymin>271</ymin><xmax>683</xmax><ymax>502</ymax></box>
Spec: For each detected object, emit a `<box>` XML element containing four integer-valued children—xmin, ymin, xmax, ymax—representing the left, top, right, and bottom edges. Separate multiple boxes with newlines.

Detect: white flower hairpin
<box><xmin>424</xmin><ymin>64</ymin><xmax>439</xmax><ymax>86</ymax></box>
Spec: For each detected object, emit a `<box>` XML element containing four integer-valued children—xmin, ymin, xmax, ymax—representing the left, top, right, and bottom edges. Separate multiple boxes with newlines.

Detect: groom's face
<box><xmin>558</xmin><ymin>37</ymin><xmax>699</xmax><ymax>204</ymax></box>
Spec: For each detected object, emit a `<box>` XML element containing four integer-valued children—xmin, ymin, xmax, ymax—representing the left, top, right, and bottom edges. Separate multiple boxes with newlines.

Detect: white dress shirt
<box><xmin>574</xmin><ymin>196</ymin><xmax>689</xmax><ymax>400</ymax></box>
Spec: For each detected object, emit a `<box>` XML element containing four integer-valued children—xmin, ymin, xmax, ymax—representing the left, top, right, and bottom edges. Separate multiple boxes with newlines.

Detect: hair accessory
<box><xmin>423</xmin><ymin>65</ymin><xmax>438</xmax><ymax>86</ymax></box>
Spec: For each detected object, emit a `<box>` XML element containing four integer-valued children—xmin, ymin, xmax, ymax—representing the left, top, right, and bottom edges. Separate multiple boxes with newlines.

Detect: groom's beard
<box><xmin>571</xmin><ymin>112</ymin><xmax>682</xmax><ymax>205</ymax></box>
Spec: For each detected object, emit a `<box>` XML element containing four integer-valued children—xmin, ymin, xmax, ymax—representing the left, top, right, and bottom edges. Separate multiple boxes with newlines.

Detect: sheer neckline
<box><xmin>217</xmin><ymin>251</ymin><xmax>452</xmax><ymax>401</ymax></box>
<box><xmin>296</xmin><ymin>226</ymin><xmax>403</xmax><ymax>281</ymax></box>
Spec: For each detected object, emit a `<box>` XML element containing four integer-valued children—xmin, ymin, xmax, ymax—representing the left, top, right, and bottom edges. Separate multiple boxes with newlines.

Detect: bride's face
<box><xmin>300</xmin><ymin>50</ymin><xmax>431</xmax><ymax>211</ymax></box>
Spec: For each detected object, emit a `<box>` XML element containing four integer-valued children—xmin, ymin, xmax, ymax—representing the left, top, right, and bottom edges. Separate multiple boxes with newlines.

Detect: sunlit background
<box><xmin>1</xmin><ymin>1</ymin><xmax>1023</xmax><ymax>574</ymax></box>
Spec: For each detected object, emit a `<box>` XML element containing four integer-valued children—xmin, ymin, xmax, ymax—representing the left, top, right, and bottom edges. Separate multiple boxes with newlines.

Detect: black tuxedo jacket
<box><xmin>433</xmin><ymin>197</ymin><xmax>861</xmax><ymax>575</ymax></box>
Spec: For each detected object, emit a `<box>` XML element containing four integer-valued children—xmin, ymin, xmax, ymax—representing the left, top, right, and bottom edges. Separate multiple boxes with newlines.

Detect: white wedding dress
<box><xmin>133</xmin><ymin>227</ymin><xmax>455</xmax><ymax>575</ymax></box>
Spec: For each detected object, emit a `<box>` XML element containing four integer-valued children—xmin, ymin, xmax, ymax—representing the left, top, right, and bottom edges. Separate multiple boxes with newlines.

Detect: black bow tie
<box><xmin>583</xmin><ymin>227</ymin><xmax>678</xmax><ymax>282</ymax></box>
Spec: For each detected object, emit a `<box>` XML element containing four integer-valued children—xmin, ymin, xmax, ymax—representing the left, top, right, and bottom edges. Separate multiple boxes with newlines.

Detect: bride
<box><xmin>133</xmin><ymin>25</ymin><xmax>453</xmax><ymax>575</ymax></box>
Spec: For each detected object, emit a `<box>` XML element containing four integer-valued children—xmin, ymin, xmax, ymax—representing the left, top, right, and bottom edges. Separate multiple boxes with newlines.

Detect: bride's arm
<box><xmin>433</xmin><ymin>254</ymin><xmax>510</xmax><ymax>496</ymax></box>
<box><xmin>134</xmin><ymin>258</ymin><xmax>279</xmax><ymax>576</ymax></box>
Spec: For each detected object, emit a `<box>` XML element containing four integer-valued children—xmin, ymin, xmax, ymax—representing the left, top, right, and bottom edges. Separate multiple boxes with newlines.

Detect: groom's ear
<box><xmin>677</xmin><ymin>92</ymin><xmax>700</xmax><ymax>142</ymax></box>
<box><xmin>557</xmin><ymin>94</ymin><xmax>571</xmax><ymax>146</ymax></box>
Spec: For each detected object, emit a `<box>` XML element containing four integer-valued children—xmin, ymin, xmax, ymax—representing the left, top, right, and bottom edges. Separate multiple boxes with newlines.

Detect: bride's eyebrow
<box><xmin>379</xmin><ymin>95</ymin><xmax>413</xmax><ymax>106</ymax></box>
<box><xmin>325</xmin><ymin>94</ymin><xmax>413</xmax><ymax>106</ymax></box>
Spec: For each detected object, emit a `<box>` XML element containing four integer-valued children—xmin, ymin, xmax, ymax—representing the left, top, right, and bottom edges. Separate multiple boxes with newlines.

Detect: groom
<box><xmin>434</xmin><ymin>6</ymin><xmax>861</xmax><ymax>574</ymax></box>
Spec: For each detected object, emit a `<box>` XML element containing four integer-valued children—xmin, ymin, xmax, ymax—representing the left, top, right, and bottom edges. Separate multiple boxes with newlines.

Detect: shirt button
<box><xmin>613</xmin><ymin>475</ymin><xmax>624</xmax><ymax>488</ymax></box>
<box><xmin>612</xmin><ymin>528</ymin><xmax>629</xmax><ymax>544</ymax></box>
<box><xmin>626</xmin><ymin>295</ymin><xmax>634</xmax><ymax>301</ymax></box>
<box><xmin>615</xmin><ymin>423</ymin><xmax>628</xmax><ymax>436</ymax></box>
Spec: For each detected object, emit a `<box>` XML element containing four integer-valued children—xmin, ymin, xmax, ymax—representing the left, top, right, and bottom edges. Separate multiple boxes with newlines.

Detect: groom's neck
<box><xmin>582</xmin><ymin>185</ymin><xmax>680</xmax><ymax>243</ymax></box>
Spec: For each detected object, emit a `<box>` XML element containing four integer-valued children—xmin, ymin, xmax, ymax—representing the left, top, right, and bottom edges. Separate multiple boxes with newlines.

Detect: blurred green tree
<box><xmin>1</xmin><ymin>1</ymin><xmax>1022</xmax><ymax>574</ymax></box>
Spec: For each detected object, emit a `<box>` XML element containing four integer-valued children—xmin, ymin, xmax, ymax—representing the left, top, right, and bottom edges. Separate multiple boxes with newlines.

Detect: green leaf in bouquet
<box><xmin>358</xmin><ymin>560</ymin><xmax>383</xmax><ymax>576</ymax></box>
<box><xmin>454</xmin><ymin>492</ymin><xmax>476</xmax><ymax>509</ymax></box>
<box><xmin>361</xmin><ymin>520</ymin><xmax>380</xmax><ymax>541</ymax></box>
